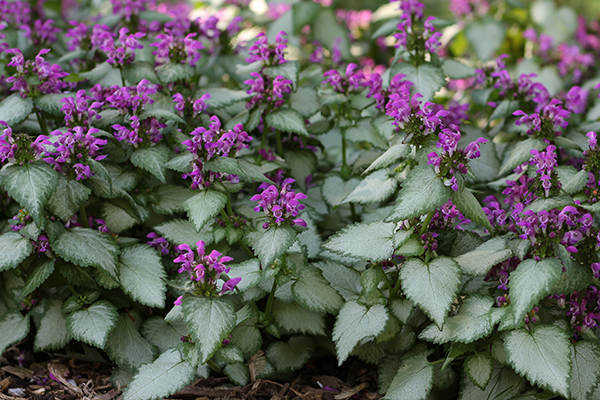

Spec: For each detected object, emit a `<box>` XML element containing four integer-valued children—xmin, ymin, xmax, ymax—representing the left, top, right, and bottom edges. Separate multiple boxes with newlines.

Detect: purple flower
<box><xmin>65</xmin><ymin>21</ymin><xmax>88</xmax><ymax>51</ymax></box>
<box><xmin>222</xmin><ymin>277</ymin><xmax>242</xmax><ymax>292</ymax></box>
<box><xmin>565</xmin><ymin>86</ymin><xmax>588</xmax><ymax>114</ymax></box>
<box><xmin>251</xmin><ymin>178</ymin><xmax>307</xmax><ymax>228</ymax></box>
<box><xmin>22</xmin><ymin>19</ymin><xmax>59</xmax><ymax>46</ymax></box>
<box><xmin>98</xmin><ymin>27</ymin><xmax>145</xmax><ymax>66</ymax></box>
<box><xmin>245</xmin><ymin>31</ymin><xmax>287</xmax><ymax>65</ymax></box>
<box><xmin>73</xmin><ymin>163</ymin><xmax>93</xmax><ymax>180</ymax></box>
<box><xmin>61</xmin><ymin>90</ymin><xmax>103</xmax><ymax>127</ymax></box>
<box><xmin>173</xmin><ymin>93</ymin><xmax>211</xmax><ymax>118</ymax></box>
<box><xmin>324</xmin><ymin>64</ymin><xmax>366</xmax><ymax>94</ymax></box>
<box><xmin>111</xmin><ymin>0</ymin><xmax>145</xmax><ymax>21</ymax></box>
<box><xmin>151</xmin><ymin>30</ymin><xmax>204</xmax><ymax>67</ymax></box>
<box><xmin>147</xmin><ymin>232</ymin><xmax>171</xmax><ymax>256</ymax></box>
<box><xmin>244</xmin><ymin>73</ymin><xmax>292</xmax><ymax>109</ymax></box>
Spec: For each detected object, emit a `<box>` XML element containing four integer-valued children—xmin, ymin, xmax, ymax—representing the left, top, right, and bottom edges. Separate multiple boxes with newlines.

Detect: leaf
<box><xmin>464</xmin><ymin>353</ymin><xmax>493</xmax><ymax>390</ymax></box>
<box><xmin>442</xmin><ymin>59</ymin><xmax>476</xmax><ymax>79</ymax></box>
<box><xmin>346</xmin><ymin>119</ymin><xmax>388</xmax><ymax>149</ymax></box>
<box><xmin>80</xmin><ymin>62</ymin><xmax>114</xmax><ymax>84</ymax></box>
<box><xmin>197</xmin><ymin>88</ymin><xmax>251</xmax><ymax>109</ymax></box>
<box><xmin>266</xmin><ymin>336</ymin><xmax>313</xmax><ymax>372</ymax></box>
<box><xmin>154</xmin><ymin>219</ymin><xmax>212</xmax><ymax>249</ymax></box>
<box><xmin>314</xmin><ymin>260</ymin><xmax>362</xmax><ymax>301</ymax></box>
<box><xmin>465</xmin><ymin>17</ymin><xmax>505</xmax><ymax>60</ymax></box>
<box><xmin>508</xmin><ymin>258</ymin><xmax>562</xmax><ymax>325</ymax></box>
<box><xmin>419</xmin><ymin>295</ymin><xmax>494</xmax><ymax>344</ymax></box>
<box><xmin>52</xmin><ymin>227</ymin><xmax>120</xmax><ymax>279</ymax></box>
<box><xmin>489</xmin><ymin>99</ymin><xmax>520</xmax><ymax>121</ymax></box>
<box><xmin>458</xmin><ymin>363</ymin><xmax>525</xmax><ymax>400</ymax></box>
<box><xmin>122</xmin><ymin>61</ymin><xmax>159</xmax><ymax>84</ymax></box>
<box><xmin>122</xmin><ymin>349</ymin><xmax>196</xmax><ymax>400</ymax></box>
<box><xmin>20</xmin><ymin>258</ymin><xmax>55</xmax><ymax>299</ymax></box>
<box><xmin>504</xmin><ymin>326</ymin><xmax>571</xmax><ymax>398</ymax></box>
<box><xmin>332</xmin><ymin>301</ymin><xmax>388</xmax><ymax>365</ymax></box>
<box><xmin>0</xmin><ymin>312</ymin><xmax>30</xmax><ymax>356</ymax></box>
<box><xmin>383</xmin><ymin>352</ymin><xmax>434</xmax><ymax>400</ymax></box>
<box><xmin>119</xmin><ymin>245</ymin><xmax>167</xmax><ymax>308</ymax></box>
<box><xmin>102</xmin><ymin>201</ymin><xmax>140</xmax><ymax>233</ymax></box>
<box><xmin>266</xmin><ymin>109</ymin><xmax>308</xmax><ymax>136</ymax></box>
<box><xmin>247</xmin><ymin>225</ymin><xmax>297</xmax><ymax>267</ymax></box>
<box><xmin>48</xmin><ymin>177</ymin><xmax>91</xmax><ymax>222</ymax></box>
<box><xmin>150</xmin><ymin>185</ymin><xmax>194</xmax><ymax>215</ymax></box>
<box><xmin>499</xmin><ymin>138</ymin><xmax>546</xmax><ymax>176</ymax></box>
<box><xmin>65</xmin><ymin>300</ymin><xmax>118</xmax><ymax>349</ymax></box>
<box><xmin>181</xmin><ymin>295</ymin><xmax>236</xmax><ymax>363</ymax></box>
<box><xmin>451</xmin><ymin>188</ymin><xmax>492</xmax><ymax>232</ymax></box>
<box><xmin>323</xmin><ymin>221</ymin><xmax>395</xmax><ymax>262</ymax></box>
<box><xmin>264</xmin><ymin>61</ymin><xmax>300</xmax><ymax>89</ymax></box>
<box><xmin>321</xmin><ymin>176</ymin><xmax>360</xmax><ymax>207</ymax></box>
<box><xmin>230</xmin><ymin>321</ymin><xmax>262</xmax><ymax>359</ymax></box>
<box><xmin>0</xmin><ymin>92</ymin><xmax>33</xmax><ymax>125</ymax></box>
<box><xmin>142</xmin><ymin>317</ymin><xmax>188</xmax><ymax>354</ymax></box>
<box><xmin>272</xmin><ymin>300</ymin><xmax>326</xmax><ymax>336</ymax></box>
<box><xmin>223</xmin><ymin>362</ymin><xmax>249</xmax><ymax>386</ymax></box>
<box><xmin>454</xmin><ymin>237</ymin><xmax>513</xmax><ymax>276</ymax></box>
<box><xmin>387</xmin><ymin>165</ymin><xmax>450</xmax><ymax>222</ymax></box>
<box><xmin>183</xmin><ymin>189</ymin><xmax>227</xmax><ymax>232</ymax></box>
<box><xmin>0</xmin><ymin>162</ymin><xmax>59</xmax><ymax>222</ymax></box>
<box><xmin>343</xmin><ymin>170</ymin><xmax>398</xmax><ymax>205</ymax></box>
<box><xmin>166</xmin><ymin>153</ymin><xmax>193</xmax><ymax>173</ymax></box>
<box><xmin>34</xmin><ymin>298</ymin><xmax>70</xmax><ymax>352</ymax></box>
<box><xmin>292</xmin><ymin>265</ymin><xmax>344</xmax><ymax>313</ymax></box>
<box><xmin>400</xmin><ymin>256</ymin><xmax>462</xmax><ymax>328</ymax></box>
<box><xmin>0</xmin><ymin>232</ymin><xmax>33</xmax><ymax>272</ymax></box>
<box><xmin>237</xmin><ymin>159</ymin><xmax>274</xmax><ymax>184</ymax></box>
<box><xmin>364</xmin><ymin>143</ymin><xmax>410</xmax><ymax>174</ymax></box>
<box><xmin>290</xmin><ymin>87</ymin><xmax>320</xmax><ymax>117</ymax></box>
<box><xmin>563</xmin><ymin>169</ymin><xmax>590</xmax><ymax>195</ymax></box>
<box><xmin>569</xmin><ymin>341</ymin><xmax>600</xmax><ymax>400</ymax></box>
<box><xmin>389</xmin><ymin>63</ymin><xmax>446</xmax><ymax>101</ymax></box>
<box><xmin>284</xmin><ymin>149</ymin><xmax>317</xmax><ymax>190</ymax></box>
<box><xmin>130</xmin><ymin>145</ymin><xmax>169</xmax><ymax>184</ymax></box>
<box><xmin>105</xmin><ymin>314</ymin><xmax>157</xmax><ymax>371</ymax></box>
<box><xmin>140</xmin><ymin>109</ymin><xmax>185</xmax><ymax>124</ymax></box>
<box><xmin>226</xmin><ymin>259</ymin><xmax>262</xmax><ymax>292</ymax></box>
<box><xmin>156</xmin><ymin>63</ymin><xmax>194</xmax><ymax>83</ymax></box>
<box><xmin>34</xmin><ymin>93</ymin><xmax>75</xmax><ymax>116</ymax></box>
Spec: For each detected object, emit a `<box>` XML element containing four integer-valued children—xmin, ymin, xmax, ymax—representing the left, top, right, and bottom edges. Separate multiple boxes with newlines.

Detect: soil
<box><xmin>0</xmin><ymin>342</ymin><xmax>382</xmax><ymax>400</ymax></box>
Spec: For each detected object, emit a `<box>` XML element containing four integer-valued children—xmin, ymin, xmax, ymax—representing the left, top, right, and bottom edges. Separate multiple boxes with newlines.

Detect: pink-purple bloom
<box><xmin>251</xmin><ymin>178</ymin><xmax>307</xmax><ymax>228</ymax></box>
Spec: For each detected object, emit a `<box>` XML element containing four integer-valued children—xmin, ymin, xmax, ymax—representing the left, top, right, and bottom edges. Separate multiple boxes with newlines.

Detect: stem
<box><xmin>419</xmin><ymin>211</ymin><xmax>435</xmax><ymax>236</ymax></box>
<box><xmin>66</xmin><ymin>280</ymin><xmax>77</xmax><ymax>296</ymax></box>
<box><xmin>275</xmin><ymin>130</ymin><xmax>283</xmax><ymax>157</ymax></box>
<box><xmin>220</xmin><ymin>209</ymin><xmax>231</xmax><ymax>223</ymax></box>
<box><xmin>226</xmin><ymin>193</ymin><xmax>234</xmax><ymax>216</ymax></box>
<box><xmin>390</xmin><ymin>277</ymin><xmax>401</xmax><ymax>298</ymax></box>
<box><xmin>264</xmin><ymin>254</ymin><xmax>285</xmax><ymax>321</ymax></box>
<box><xmin>381</xmin><ymin>266</ymin><xmax>393</xmax><ymax>294</ymax></box>
<box><xmin>241</xmin><ymin>243</ymin><xmax>254</xmax><ymax>258</ymax></box>
<box><xmin>79</xmin><ymin>204</ymin><xmax>89</xmax><ymax>228</ymax></box>
<box><xmin>34</xmin><ymin>106</ymin><xmax>49</xmax><ymax>136</ymax></box>
<box><xmin>207</xmin><ymin>359</ymin><xmax>222</xmax><ymax>374</ymax></box>
<box><xmin>341</xmin><ymin>130</ymin><xmax>348</xmax><ymax>168</ymax></box>
<box><xmin>350</xmin><ymin>202</ymin><xmax>358</xmax><ymax>222</ymax></box>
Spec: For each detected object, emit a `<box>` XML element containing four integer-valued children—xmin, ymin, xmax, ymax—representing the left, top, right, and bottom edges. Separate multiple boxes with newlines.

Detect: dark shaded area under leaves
<box><xmin>0</xmin><ymin>343</ymin><xmax>382</xmax><ymax>400</ymax></box>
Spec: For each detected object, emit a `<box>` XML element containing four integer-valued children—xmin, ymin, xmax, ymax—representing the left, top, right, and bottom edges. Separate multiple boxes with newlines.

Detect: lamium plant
<box><xmin>2</xmin><ymin>0</ymin><xmax>600</xmax><ymax>399</ymax></box>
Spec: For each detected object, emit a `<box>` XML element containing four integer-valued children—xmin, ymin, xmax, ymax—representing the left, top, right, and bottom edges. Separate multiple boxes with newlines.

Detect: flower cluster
<box><xmin>244</xmin><ymin>73</ymin><xmax>293</xmax><ymax>109</ymax></box>
<box><xmin>113</xmin><ymin>116</ymin><xmax>165</xmax><ymax>147</ymax></box>
<box><xmin>246</xmin><ymin>31</ymin><xmax>287</xmax><ymax>65</ymax></box>
<box><xmin>61</xmin><ymin>90</ymin><xmax>104</xmax><ymax>128</ymax></box>
<box><xmin>513</xmin><ymin>99</ymin><xmax>570</xmax><ymax>139</ymax></box>
<box><xmin>323</xmin><ymin>64</ymin><xmax>365</xmax><ymax>94</ymax></box>
<box><xmin>173</xmin><ymin>240</ymin><xmax>240</xmax><ymax>302</ymax></box>
<box><xmin>5</xmin><ymin>49</ymin><xmax>69</xmax><ymax>98</ymax></box>
<box><xmin>97</xmin><ymin>27</ymin><xmax>145</xmax><ymax>66</ymax></box>
<box><xmin>173</xmin><ymin>93</ymin><xmax>210</xmax><ymax>119</ymax></box>
<box><xmin>364</xmin><ymin>72</ymin><xmax>413</xmax><ymax>110</ymax></box>
<box><xmin>106</xmin><ymin>79</ymin><xmax>157</xmax><ymax>115</ymax></box>
<box><xmin>0</xmin><ymin>122</ymin><xmax>44</xmax><ymax>164</ymax></box>
<box><xmin>564</xmin><ymin>287</ymin><xmax>600</xmax><ymax>336</ymax></box>
<box><xmin>394</xmin><ymin>9</ymin><xmax>443</xmax><ymax>59</ymax></box>
<box><xmin>38</xmin><ymin>126</ymin><xmax>107</xmax><ymax>180</ymax></box>
<box><xmin>251</xmin><ymin>178</ymin><xmax>307</xmax><ymax>229</ymax></box>
<box><xmin>111</xmin><ymin>0</ymin><xmax>146</xmax><ymax>22</ymax></box>
<box><xmin>427</xmin><ymin>125</ymin><xmax>488</xmax><ymax>191</ymax></box>
<box><xmin>181</xmin><ymin>116</ymin><xmax>251</xmax><ymax>190</ymax></box>
<box><xmin>151</xmin><ymin>30</ymin><xmax>204</xmax><ymax>66</ymax></box>
<box><xmin>484</xmin><ymin>257</ymin><xmax>520</xmax><ymax>291</ymax></box>
<box><xmin>529</xmin><ymin>145</ymin><xmax>561</xmax><ymax>198</ymax></box>
<box><xmin>22</xmin><ymin>19</ymin><xmax>60</xmax><ymax>46</ymax></box>
<box><xmin>147</xmin><ymin>232</ymin><xmax>173</xmax><ymax>256</ymax></box>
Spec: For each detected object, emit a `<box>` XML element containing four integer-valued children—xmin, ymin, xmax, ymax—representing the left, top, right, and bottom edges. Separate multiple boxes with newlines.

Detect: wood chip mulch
<box><xmin>1</xmin><ymin>344</ymin><xmax>382</xmax><ymax>400</ymax></box>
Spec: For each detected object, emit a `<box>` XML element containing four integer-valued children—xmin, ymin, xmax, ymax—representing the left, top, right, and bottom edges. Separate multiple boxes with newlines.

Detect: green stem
<box><xmin>220</xmin><ymin>209</ymin><xmax>231</xmax><ymax>223</ymax></box>
<box><xmin>34</xmin><ymin>106</ymin><xmax>49</xmax><ymax>136</ymax></box>
<box><xmin>350</xmin><ymin>202</ymin><xmax>358</xmax><ymax>222</ymax></box>
<box><xmin>264</xmin><ymin>254</ymin><xmax>285</xmax><ymax>321</ymax></box>
<box><xmin>275</xmin><ymin>130</ymin><xmax>283</xmax><ymax>157</ymax></box>
<box><xmin>419</xmin><ymin>211</ymin><xmax>435</xmax><ymax>236</ymax></box>
<box><xmin>207</xmin><ymin>359</ymin><xmax>222</xmax><ymax>374</ymax></box>
<box><xmin>226</xmin><ymin>193</ymin><xmax>234</xmax><ymax>216</ymax></box>
<box><xmin>381</xmin><ymin>266</ymin><xmax>393</xmax><ymax>294</ymax></box>
<box><xmin>390</xmin><ymin>277</ymin><xmax>401</xmax><ymax>298</ymax></box>
<box><xmin>66</xmin><ymin>280</ymin><xmax>77</xmax><ymax>296</ymax></box>
<box><xmin>241</xmin><ymin>243</ymin><xmax>254</xmax><ymax>258</ymax></box>
<box><xmin>341</xmin><ymin>130</ymin><xmax>347</xmax><ymax>168</ymax></box>
<box><xmin>80</xmin><ymin>204</ymin><xmax>89</xmax><ymax>228</ymax></box>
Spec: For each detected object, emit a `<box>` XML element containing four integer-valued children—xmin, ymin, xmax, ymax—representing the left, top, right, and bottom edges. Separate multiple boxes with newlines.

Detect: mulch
<box><xmin>0</xmin><ymin>344</ymin><xmax>382</xmax><ymax>400</ymax></box>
